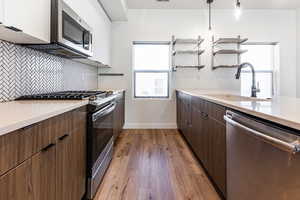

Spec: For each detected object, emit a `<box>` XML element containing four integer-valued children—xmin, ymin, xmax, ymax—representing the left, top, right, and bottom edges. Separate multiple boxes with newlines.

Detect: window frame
<box><xmin>241</xmin><ymin>42</ymin><xmax>278</xmax><ymax>97</ymax></box>
<box><xmin>240</xmin><ymin>70</ymin><xmax>274</xmax><ymax>97</ymax></box>
<box><xmin>132</xmin><ymin>41</ymin><xmax>171</xmax><ymax>99</ymax></box>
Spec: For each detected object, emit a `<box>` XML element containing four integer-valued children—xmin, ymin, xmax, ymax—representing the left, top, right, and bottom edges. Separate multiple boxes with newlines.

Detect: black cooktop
<box><xmin>15</xmin><ymin>91</ymin><xmax>108</xmax><ymax>100</ymax></box>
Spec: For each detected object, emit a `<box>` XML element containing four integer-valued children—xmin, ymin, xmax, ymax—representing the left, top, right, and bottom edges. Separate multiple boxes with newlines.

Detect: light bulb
<box><xmin>235</xmin><ymin>7</ymin><xmax>241</xmax><ymax>20</ymax></box>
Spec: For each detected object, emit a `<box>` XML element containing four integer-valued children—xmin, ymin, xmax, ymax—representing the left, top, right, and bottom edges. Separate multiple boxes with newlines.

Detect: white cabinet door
<box><xmin>92</xmin><ymin>11</ymin><xmax>112</xmax><ymax>66</ymax></box>
<box><xmin>0</xmin><ymin>0</ymin><xmax>4</xmax><ymax>24</ymax></box>
<box><xmin>1</xmin><ymin>0</ymin><xmax>50</xmax><ymax>43</ymax></box>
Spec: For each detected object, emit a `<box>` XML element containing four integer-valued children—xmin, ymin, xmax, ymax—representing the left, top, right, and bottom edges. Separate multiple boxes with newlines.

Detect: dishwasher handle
<box><xmin>224</xmin><ymin>115</ymin><xmax>300</xmax><ymax>154</ymax></box>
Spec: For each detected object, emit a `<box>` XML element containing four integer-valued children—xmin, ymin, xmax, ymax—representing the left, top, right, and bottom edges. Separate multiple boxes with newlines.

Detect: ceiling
<box><xmin>126</xmin><ymin>0</ymin><xmax>300</xmax><ymax>9</ymax></box>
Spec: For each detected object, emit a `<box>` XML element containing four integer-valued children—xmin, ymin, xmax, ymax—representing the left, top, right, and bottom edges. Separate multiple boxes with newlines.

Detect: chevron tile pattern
<box><xmin>0</xmin><ymin>41</ymin><xmax>64</xmax><ymax>102</ymax></box>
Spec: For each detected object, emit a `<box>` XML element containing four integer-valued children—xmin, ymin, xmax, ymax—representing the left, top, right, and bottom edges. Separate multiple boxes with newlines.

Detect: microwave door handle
<box><xmin>82</xmin><ymin>31</ymin><xmax>91</xmax><ymax>50</ymax></box>
<box><xmin>92</xmin><ymin>103</ymin><xmax>116</xmax><ymax>121</ymax></box>
<box><xmin>224</xmin><ymin>115</ymin><xmax>300</xmax><ymax>154</ymax></box>
<box><xmin>82</xmin><ymin>31</ymin><xmax>86</xmax><ymax>49</ymax></box>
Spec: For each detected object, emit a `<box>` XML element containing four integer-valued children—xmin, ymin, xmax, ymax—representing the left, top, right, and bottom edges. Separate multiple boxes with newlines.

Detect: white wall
<box><xmin>99</xmin><ymin>9</ymin><xmax>297</xmax><ymax>128</ymax></box>
<box><xmin>63</xmin><ymin>60</ymin><xmax>98</xmax><ymax>91</ymax></box>
<box><xmin>297</xmin><ymin>9</ymin><xmax>300</xmax><ymax>97</ymax></box>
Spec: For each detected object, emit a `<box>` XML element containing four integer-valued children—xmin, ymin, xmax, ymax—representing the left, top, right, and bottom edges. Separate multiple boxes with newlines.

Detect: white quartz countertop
<box><xmin>98</xmin><ymin>88</ymin><xmax>126</xmax><ymax>94</ymax></box>
<box><xmin>177</xmin><ymin>89</ymin><xmax>300</xmax><ymax>131</ymax></box>
<box><xmin>0</xmin><ymin>100</ymin><xmax>89</xmax><ymax>136</ymax></box>
<box><xmin>0</xmin><ymin>89</ymin><xmax>126</xmax><ymax>137</ymax></box>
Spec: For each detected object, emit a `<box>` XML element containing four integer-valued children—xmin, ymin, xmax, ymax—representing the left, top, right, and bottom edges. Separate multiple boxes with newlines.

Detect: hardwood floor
<box><xmin>94</xmin><ymin>129</ymin><xmax>221</xmax><ymax>200</ymax></box>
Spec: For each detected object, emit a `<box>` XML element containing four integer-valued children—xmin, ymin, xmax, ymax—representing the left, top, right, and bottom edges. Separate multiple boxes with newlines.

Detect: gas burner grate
<box><xmin>15</xmin><ymin>91</ymin><xmax>108</xmax><ymax>100</ymax></box>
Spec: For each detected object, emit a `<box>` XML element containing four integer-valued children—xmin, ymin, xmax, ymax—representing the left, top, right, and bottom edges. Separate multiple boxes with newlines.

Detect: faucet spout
<box><xmin>235</xmin><ymin>62</ymin><xmax>260</xmax><ymax>97</ymax></box>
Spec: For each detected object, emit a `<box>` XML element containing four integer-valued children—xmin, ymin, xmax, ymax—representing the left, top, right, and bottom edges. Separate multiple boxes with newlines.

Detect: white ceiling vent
<box><xmin>156</xmin><ymin>0</ymin><xmax>170</xmax><ymax>2</ymax></box>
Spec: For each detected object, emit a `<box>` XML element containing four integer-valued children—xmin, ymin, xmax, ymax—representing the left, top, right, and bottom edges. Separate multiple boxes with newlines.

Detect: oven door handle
<box><xmin>92</xmin><ymin>102</ymin><xmax>116</xmax><ymax>122</ymax></box>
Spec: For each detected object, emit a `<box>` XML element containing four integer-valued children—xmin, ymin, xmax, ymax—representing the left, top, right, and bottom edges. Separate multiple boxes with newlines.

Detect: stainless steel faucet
<box><xmin>235</xmin><ymin>62</ymin><xmax>260</xmax><ymax>97</ymax></box>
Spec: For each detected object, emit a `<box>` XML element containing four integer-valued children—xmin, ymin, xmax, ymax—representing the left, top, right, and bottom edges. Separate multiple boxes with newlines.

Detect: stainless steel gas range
<box><xmin>16</xmin><ymin>90</ymin><xmax>117</xmax><ymax>199</ymax></box>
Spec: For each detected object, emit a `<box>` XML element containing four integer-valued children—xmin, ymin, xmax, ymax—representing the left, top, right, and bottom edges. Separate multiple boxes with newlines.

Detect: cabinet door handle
<box><xmin>5</xmin><ymin>26</ymin><xmax>23</xmax><ymax>32</ymax></box>
<box><xmin>21</xmin><ymin>124</ymin><xmax>35</xmax><ymax>131</ymax></box>
<box><xmin>42</xmin><ymin>143</ymin><xmax>55</xmax><ymax>152</ymax></box>
<box><xmin>201</xmin><ymin>112</ymin><xmax>209</xmax><ymax>119</ymax></box>
<box><xmin>58</xmin><ymin>134</ymin><xmax>70</xmax><ymax>141</ymax></box>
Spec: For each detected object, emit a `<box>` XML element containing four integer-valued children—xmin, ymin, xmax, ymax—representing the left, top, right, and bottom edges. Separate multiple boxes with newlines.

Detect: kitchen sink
<box><xmin>204</xmin><ymin>94</ymin><xmax>272</xmax><ymax>102</ymax></box>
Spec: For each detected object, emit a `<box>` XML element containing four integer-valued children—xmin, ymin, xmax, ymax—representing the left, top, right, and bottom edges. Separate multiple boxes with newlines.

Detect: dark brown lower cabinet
<box><xmin>56</xmin><ymin>133</ymin><xmax>73</xmax><ymax>200</ymax></box>
<box><xmin>0</xmin><ymin>107</ymin><xmax>87</xmax><ymax>200</ymax></box>
<box><xmin>0</xmin><ymin>142</ymin><xmax>57</xmax><ymax>200</ymax></box>
<box><xmin>207</xmin><ymin>118</ymin><xmax>226</xmax><ymax>196</ymax></box>
<box><xmin>32</xmin><ymin>144</ymin><xmax>57</xmax><ymax>200</ymax></box>
<box><xmin>176</xmin><ymin>91</ymin><xmax>192</xmax><ymax>143</ymax></box>
<box><xmin>177</xmin><ymin>91</ymin><xmax>227</xmax><ymax>198</ymax></box>
<box><xmin>113</xmin><ymin>91</ymin><xmax>125</xmax><ymax>139</ymax></box>
<box><xmin>0</xmin><ymin>159</ymin><xmax>33</xmax><ymax>200</ymax></box>
<box><xmin>190</xmin><ymin>109</ymin><xmax>204</xmax><ymax>160</ymax></box>
<box><xmin>56</xmin><ymin>116</ymin><xmax>86</xmax><ymax>200</ymax></box>
<box><xmin>73</xmin><ymin>124</ymin><xmax>87</xmax><ymax>199</ymax></box>
<box><xmin>176</xmin><ymin>92</ymin><xmax>182</xmax><ymax>132</ymax></box>
<box><xmin>191</xmin><ymin>107</ymin><xmax>210</xmax><ymax>171</ymax></box>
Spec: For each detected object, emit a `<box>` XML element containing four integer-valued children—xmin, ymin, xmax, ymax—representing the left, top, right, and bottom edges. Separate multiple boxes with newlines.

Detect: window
<box><xmin>241</xmin><ymin>43</ymin><xmax>278</xmax><ymax>98</ymax></box>
<box><xmin>133</xmin><ymin>42</ymin><xmax>170</xmax><ymax>98</ymax></box>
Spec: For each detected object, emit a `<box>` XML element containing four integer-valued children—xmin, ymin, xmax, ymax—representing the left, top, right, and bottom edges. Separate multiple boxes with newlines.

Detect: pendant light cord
<box><xmin>209</xmin><ymin>2</ymin><xmax>212</xmax><ymax>30</ymax></box>
<box><xmin>236</xmin><ymin>0</ymin><xmax>241</xmax><ymax>8</ymax></box>
<box><xmin>207</xmin><ymin>0</ymin><xmax>213</xmax><ymax>31</ymax></box>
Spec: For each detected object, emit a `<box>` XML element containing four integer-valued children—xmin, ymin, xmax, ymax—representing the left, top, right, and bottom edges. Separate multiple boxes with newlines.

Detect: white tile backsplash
<box><xmin>0</xmin><ymin>40</ymin><xmax>98</xmax><ymax>102</ymax></box>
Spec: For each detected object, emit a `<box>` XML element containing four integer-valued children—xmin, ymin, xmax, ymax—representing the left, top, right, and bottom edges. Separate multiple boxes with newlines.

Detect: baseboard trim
<box><xmin>124</xmin><ymin>123</ymin><xmax>177</xmax><ymax>129</ymax></box>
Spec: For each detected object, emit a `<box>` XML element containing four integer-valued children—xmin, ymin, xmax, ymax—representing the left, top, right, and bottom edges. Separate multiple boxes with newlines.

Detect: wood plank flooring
<box><xmin>94</xmin><ymin>129</ymin><xmax>221</xmax><ymax>200</ymax></box>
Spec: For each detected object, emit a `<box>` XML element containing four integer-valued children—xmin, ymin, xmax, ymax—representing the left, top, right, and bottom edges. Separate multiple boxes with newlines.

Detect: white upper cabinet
<box><xmin>0</xmin><ymin>0</ymin><xmax>50</xmax><ymax>43</ymax></box>
<box><xmin>0</xmin><ymin>0</ymin><xmax>4</xmax><ymax>24</ymax></box>
<box><xmin>91</xmin><ymin>6</ymin><xmax>112</xmax><ymax>66</ymax></box>
<box><xmin>0</xmin><ymin>0</ymin><xmax>112</xmax><ymax>66</ymax></box>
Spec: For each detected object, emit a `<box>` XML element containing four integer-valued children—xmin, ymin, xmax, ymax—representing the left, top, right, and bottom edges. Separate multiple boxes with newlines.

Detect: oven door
<box><xmin>58</xmin><ymin>1</ymin><xmax>93</xmax><ymax>57</ymax></box>
<box><xmin>90</xmin><ymin>102</ymin><xmax>116</xmax><ymax>170</ymax></box>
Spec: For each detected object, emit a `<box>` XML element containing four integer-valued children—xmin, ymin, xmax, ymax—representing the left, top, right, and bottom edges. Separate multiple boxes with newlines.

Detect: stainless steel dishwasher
<box><xmin>224</xmin><ymin>110</ymin><xmax>300</xmax><ymax>200</ymax></box>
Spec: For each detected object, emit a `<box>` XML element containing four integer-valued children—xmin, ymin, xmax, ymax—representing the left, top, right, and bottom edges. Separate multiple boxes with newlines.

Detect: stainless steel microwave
<box><xmin>26</xmin><ymin>0</ymin><xmax>93</xmax><ymax>58</ymax></box>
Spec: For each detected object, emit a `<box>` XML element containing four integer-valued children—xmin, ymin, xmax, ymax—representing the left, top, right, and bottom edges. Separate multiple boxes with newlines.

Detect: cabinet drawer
<box><xmin>53</xmin><ymin>107</ymin><xmax>86</xmax><ymax>140</ymax></box>
<box><xmin>71</xmin><ymin>107</ymin><xmax>87</xmax><ymax>134</ymax></box>
<box><xmin>0</xmin><ymin>107</ymin><xmax>87</xmax><ymax>177</ymax></box>
<box><xmin>208</xmin><ymin>102</ymin><xmax>226</xmax><ymax>124</ymax></box>
<box><xmin>54</xmin><ymin>112</ymin><xmax>72</xmax><ymax>139</ymax></box>
<box><xmin>0</xmin><ymin>159</ymin><xmax>33</xmax><ymax>200</ymax></box>
<box><xmin>182</xmin><ymin>93</ymin><xmax>191</xmax><ymax>107</ymax></box>
<box><xmin>0</xmin><ymin>120</ymin><xmax>56</xmax><ymax>176</ymax></box>
<box><xmin>192</xmin><ymin>96</ymin><xmax>208</xmax><ymax>113</ymax></box>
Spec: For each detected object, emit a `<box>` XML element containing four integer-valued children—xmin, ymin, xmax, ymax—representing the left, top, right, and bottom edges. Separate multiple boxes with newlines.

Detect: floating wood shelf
<box><xmin>213</xmin><ymin>49</ymin><xmax>247</xmax><ymax>56</ymax></box>
<box><xmin>173</xmin><ymin>50</ymin><xmax>205</xmax><ymax>56</ymax></box>
<box><xmin>213</xmin><ymin>38</ymin><xmax>248</xmax><ymax>45</ymax></box>
<box><xmin>212</xmin><ymin>65</ymin><xmax>239</xmax><ymax>70</ymax></box>
<box><xmin>173</xmin><ymin>65</ymin><xmax>205</xmax><ymax>71</ymax></box>
<box><xmin>100</xmin><ymin>65</ymin><xmax>112</xmax><ymax>68</ymax></box>
<box><xmin>173</xmin><ymin>38</ymin><xmax>204</xmax><ymax>45</ymax></box>
<box><xmin>98</xmin><ymin>73</ymin><xmax>124</xmax><ymax>76</ymax></box>
<box><xmin>73</xmin><ymin>58</ymin><xmax>111</xmax><ymax>68</ymax></box>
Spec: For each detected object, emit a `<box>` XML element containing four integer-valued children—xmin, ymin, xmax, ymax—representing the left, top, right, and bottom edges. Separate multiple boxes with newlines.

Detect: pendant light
<box><xmin>207</xmin><ymin>0</ymin><xmax>214</xmax><ymax>36</ymax></box>
<box><xmin>235</xmin><ymin>0</ymin><xmax>242</xmax><ymax>20</ymax></box>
